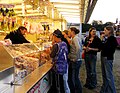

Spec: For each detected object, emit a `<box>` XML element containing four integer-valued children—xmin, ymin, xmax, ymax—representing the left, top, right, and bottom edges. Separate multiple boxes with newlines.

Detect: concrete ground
<box><xmin>80</xmin><ymin>49</ymin><xmax>120</xmax><ymax>93</ymax></box>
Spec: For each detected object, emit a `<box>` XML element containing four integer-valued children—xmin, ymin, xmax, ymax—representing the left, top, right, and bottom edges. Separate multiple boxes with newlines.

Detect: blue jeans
<box><xmin>100</xmin><ymin>57</ymin><xmax>116</xmax><ymax>93</ymax></box>
<box><xmin>68</xmin><ymin>60</ymin><xmax>82</xmax><ymax>93</ymax></box>
<box><xmin>84</xmin><ymin>54</ymin><xmax>97</xmax><ymax>87</ymax></box>
<box><xmin>63</xmin><ymin>64</ymin><xmax>70</xmax><ymax>93</ymax></box>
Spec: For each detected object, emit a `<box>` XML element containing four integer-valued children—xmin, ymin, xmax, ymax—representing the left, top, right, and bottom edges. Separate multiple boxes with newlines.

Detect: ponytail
<box><xmin>70</xmin><ymin>27</ymin><xmax>80</xmax><ymax>34</ymax></box>
<box><xmin>61</xmin><ymin>35</ymin><xmax>70</xmax><ymax>53</ymax></box>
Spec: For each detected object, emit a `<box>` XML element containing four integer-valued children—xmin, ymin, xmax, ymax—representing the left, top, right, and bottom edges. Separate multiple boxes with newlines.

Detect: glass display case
<box><xmin>0</xmin><ymin>42</ymin><xmax>52</xmax><ymax>92</ymax></box>
<box><xmin>35</xmin><ymin>42</ymin><xmax>52</xmax><ymax>64</ymax></box>
<box><xmin>0</xmin><ymin>43</ymin><xmax>40</xmax><ymax>84</ymax></box>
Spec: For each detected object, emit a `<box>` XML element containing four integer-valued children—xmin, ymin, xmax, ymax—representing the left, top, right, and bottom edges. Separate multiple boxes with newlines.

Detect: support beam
<box><xmin>84</xmin><ymin>0</ymin><xmax>98</xmax><ymax>23</ymax></box>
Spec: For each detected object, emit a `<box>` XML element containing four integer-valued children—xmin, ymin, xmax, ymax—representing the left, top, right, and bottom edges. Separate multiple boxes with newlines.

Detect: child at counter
<box><xmin>48</xmin><ymin>29</ymin><xmax>70</xmax><ymax>93</ymax></box>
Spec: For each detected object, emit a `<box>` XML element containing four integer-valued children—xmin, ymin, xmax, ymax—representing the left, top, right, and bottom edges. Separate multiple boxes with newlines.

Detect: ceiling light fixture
<box><xmin>50</xmin><ymin>0</ymin><xmax>79</xmax><ymax>4</ymax></box>
<box><xmin>57</xmin><ymin>9</ymin><xmax>79</xmax><ymax>12</ymax></box>
<box><xmin>54</xmin><ymin>4</ymin><xmax>79</xmax><ymax>9</ymax></box>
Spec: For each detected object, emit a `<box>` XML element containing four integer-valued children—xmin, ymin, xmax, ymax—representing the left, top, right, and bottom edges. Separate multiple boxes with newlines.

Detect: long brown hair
<box><xmin>63</xmin><ymin>30</ymin><xmax>69</xmax><ymax>35</ymax></box>
<box><xmin>88</xmin><ymin>27</ymin><xmax>96</xmax><ymax>38</ymax></box>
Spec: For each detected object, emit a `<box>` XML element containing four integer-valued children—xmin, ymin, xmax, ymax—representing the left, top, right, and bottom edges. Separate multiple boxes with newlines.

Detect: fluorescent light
<box><xmin>65</xmin><ymin>17</ymin><xmax>80</xmax><ymax>23</ymax></box>
<box><xmin>63</xmin><ymin>15</ymin><xmax>80</xmax><ymax>18</ymax></box>
<box><xmin>63</xmin><ymin>16</ymin><xmax>80</xmax><ymax>19</ymax></box>
<box><xmin>58</xmin><ymin>9</ymin><xmax>80</xmax><ymax>12</ymax></box>
<box><xmin>54</xmin><ymin>4</ymin><xmax>79</xmax><ymax>9</ymax></box>
<box><xmin>60</xmin><ymin>12</ymin><xmax>80</xmax><ymax>15</ymax></box>
<box><xmin>50</xmin><ymin>0</ymin><xmax>79</xmax><ymax>4</ymax></box>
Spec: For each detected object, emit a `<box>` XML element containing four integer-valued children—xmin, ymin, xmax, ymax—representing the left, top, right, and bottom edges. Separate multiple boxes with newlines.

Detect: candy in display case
<box><xmin>35</xmin><ymin>42</ymin><xmax>52</xmax><ymax>64</ymax></box>
<box><xmin>0</xmin><ymin>42</ymin><xmax>53</xmax><ymax>93</ymax></box>
<box><xmin>0</xmin><ymin>43</ymin><xmax>42</xmax><ymax>84</ymax></box>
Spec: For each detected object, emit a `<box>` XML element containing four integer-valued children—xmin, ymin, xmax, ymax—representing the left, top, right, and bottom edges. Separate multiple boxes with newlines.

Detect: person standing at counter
<box><xmin>68</xmin><ymin>27</ymin><xmax>82</xmax><ymax>93</ymax></box>
<box><xmin>50</xmin><ymin>29</ymin><xmax>70</xmax><ymax>93</ymax></box>
<box><xmin>4</xmin><ymin>26</ymin><xmax>30</xmax><ymax>44</ymax></box>
<box><xmin>100</xmin><ymin>26</ymin><xmax>118</xmax><ymax>93</ymax></box>
<box><xmin>62</xmin><ymin>30</ymin><xmax>71</xmax><ymax>44</ymax></box>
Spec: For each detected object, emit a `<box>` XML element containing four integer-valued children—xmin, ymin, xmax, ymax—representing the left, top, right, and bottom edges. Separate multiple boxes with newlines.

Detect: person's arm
<box><xmin>83</xmin><ymin>37</ymin><xmax>90</xmax><ymax>50</ymax></box>
<box><xmin>73</xmin><ymin>37</ymin><xmax>80</xmax><ymax>54</ymax></box>
<box><xmin>21</xmin><ymin>35</ymin><xmax>30</xmax><ymax>43</ymax></box>
<box><xmin>96</xmin><ymin>37</ymin><xmax>102</xmax><ymax>51</ymax></box>
<box><xmin>87</xmin><ymin>47</ymin><xmax>99</xmax><ymax>51</ymax></box>
<box><xmin>4</xmin><ymin>34</ymin><xmax>10</xmax><ymax>39</ymax></box>
<box><xmin>106</xmin><ymin>37</ymin><xmax>118</xmax><ymax>54</ymax></box>
<box><xmin>18</xmin><ymin>35</ymin><xmax>30</xmax><ymax>43</ymax></box>
<box><xmin>85</xmin><ymin>37</ymin><xmax>102</xmax><ymax>52</ymax></box>
<box><xmin>73</xmin><ymin>37</ymin><xmax>82</xmax><ymax>61</ymax></box>
<box><xmin>50</xmin><ymin>44</ymin><xmax>58</xmax><ymax>58</ymax></box>
<box><xmin>22</xmin><ymin>38</ymin><xmax>30</xmax><ymax>43</ymax></box>
<box><xmin>88</xmin><ymin>38</ymin><xmax>102</xmax><ymax>51</ymax></box>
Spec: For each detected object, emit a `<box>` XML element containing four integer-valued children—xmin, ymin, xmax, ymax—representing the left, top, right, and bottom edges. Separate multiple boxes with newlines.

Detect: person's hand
<box><xmin>45</xmin><ymin>47</ymin><xmax>51</xmax><ymax>54</ymax></box>
<box><xmin>86</xmin><ymin>47</ymin><xmax>91</xmax><ymax>52</ymax></box>
<box><xmin>83</xmin><ymin>46</ymin><xmax>86</xmax><ymax>50</ymax></box>
<box><xmin>101</xmin><ymin>32</ymin><xmax>105</xmax><ymax>40</ymax></box>
<box><xmin>0</xmin><ymin>42</ymin><xmax>3</xmax><ymax>46</ymax></box>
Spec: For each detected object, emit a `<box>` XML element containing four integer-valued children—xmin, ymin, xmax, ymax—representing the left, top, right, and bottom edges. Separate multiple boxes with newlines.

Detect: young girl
<box><xmin>50</xmin><ymin>29</ymin><xmax>70</xmax><ymax>93</ymax></box>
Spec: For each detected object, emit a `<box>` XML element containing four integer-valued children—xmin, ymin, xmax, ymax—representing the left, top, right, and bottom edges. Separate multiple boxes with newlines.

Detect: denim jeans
<box><xmin>84</xmin><ymin>54</ymin><xmax>97</xmax><ymax>87</ymax></box>
<box><xmin>68</xmin><ymin>60</ymin><xmax>82</xmax><ymax>93</ymax></box>
<box><xmin>63</xmin><ymin>64</ymin><xmax>70</xmax><ymax>93</ymax></box>
<box><xmin>100</xmin><ymin>57</ymin><xmax>116</xmax><ymax>93</ymax></box>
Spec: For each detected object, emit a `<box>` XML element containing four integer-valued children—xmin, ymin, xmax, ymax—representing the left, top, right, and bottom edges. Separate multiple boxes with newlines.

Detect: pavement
<box><xmin>80</xmin><ymin>49</ymin><xmax>120</xmax><ymax>93</ymax></box>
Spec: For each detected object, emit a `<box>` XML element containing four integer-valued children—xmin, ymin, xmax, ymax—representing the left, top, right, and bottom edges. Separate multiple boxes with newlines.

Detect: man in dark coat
<box><xmin>4</xmin><ymin>26</ymin><xmax>30</xmax><ymax>44</ymax></box>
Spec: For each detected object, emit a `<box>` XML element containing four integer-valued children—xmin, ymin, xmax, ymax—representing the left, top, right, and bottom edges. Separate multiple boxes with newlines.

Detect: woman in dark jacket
<box><xmin>83</xmin><ymin>27</ymin><xmax>102</xmax><ymax>89</ymax></box>
<box><xmin>100</xmin><ymin>26</ymin><xmax>118</xmax><ymax>93</ymax></box>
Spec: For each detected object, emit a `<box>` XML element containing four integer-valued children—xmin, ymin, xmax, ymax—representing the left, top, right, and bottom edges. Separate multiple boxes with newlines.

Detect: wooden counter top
<box><xmin>14</xmin><ymin>62</ymin><xmax>53</xmax><ymax>93</ymax></box>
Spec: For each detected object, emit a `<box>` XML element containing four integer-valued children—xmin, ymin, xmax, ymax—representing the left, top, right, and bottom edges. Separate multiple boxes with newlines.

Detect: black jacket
<box><xmin>101</xmin><ymin>36</ymin><xmax>118</xmax><ymax>60</ymax></box>
<box><xmin>84</xmin><ymin>36</ymin><xmax>102</xmax><ymax>55</ymax></box>
<box><xmin>4</xmin><ymin>30</ymin><xmax>30</xmax><ymax>44</ymax></box>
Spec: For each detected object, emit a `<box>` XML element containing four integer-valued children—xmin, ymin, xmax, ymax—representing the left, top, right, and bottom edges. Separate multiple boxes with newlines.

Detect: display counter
<box><xmin>0</xmin><ymin>62</ymin><xmax>52</xmax><ymax>93</ymax></box>
<box><xmin>15</xmin><ymin>62</ymin><xmax>52</xmax><ymax>93</ymax></box>
<box><xmin>0</xmin><ymin>42</ymin><xmax>52</xmax><ymax>93</ymax></box>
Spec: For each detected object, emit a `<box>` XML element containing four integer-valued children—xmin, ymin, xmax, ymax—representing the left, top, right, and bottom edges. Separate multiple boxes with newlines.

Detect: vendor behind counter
<box><xmin>4</xmin><ymin>26</ymin><xmax>30</xmax><ymax>44</ymax></box>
